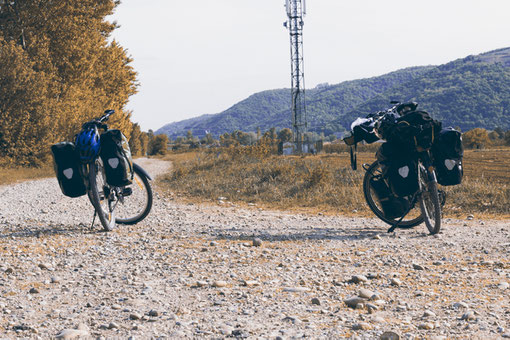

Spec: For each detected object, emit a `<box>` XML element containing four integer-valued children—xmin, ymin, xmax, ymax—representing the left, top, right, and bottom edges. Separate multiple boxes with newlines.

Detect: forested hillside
<box><xmin>158</xmin><ymin>48</ymin><xmax>510</xmax><ymax>138</ymax></box>
<box><xmin>157</xmin><ymin>66</ymin><xmax>434</xmax><ymax>138</ymax></box>
<box><xmin>0</xmin><ymin>1</ymin><xmax>137</xmax><ymax>166</ymax></box>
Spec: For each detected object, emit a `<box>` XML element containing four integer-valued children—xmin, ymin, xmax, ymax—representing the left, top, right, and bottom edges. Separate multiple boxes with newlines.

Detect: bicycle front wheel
<box><xmin>363</xmin><ymin>161</ymin><xmax>424</xmax><ymax>228</ymax></box>
<box><xmin>418</xmin><ymin>166</ymin><xmax>441</xmax><ymax>234</ymax></box>
<box><xmin>88</xmin><ymin>158</ymin><xmax>116</xmax><ymax>231</ymax></box>
<box><xmin>115</xmin><ymin>163</ymin><xmax>153</xmax><ymax>225</ymax></box>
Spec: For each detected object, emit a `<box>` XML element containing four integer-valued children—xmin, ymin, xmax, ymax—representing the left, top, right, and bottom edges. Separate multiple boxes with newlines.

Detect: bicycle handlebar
<box><xmin>81</xmin><ymin>109</ymin><xmax>115</xmax><ymax>130</ymax></box>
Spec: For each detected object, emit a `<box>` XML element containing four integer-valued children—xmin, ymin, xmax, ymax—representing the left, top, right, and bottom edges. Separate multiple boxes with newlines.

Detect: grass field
<box><xmin>2</xmin><ymin>147</ymin><xmax>508</xmax><ymax>218</ymax></box>
<box><xmin>161</xmin><ymin>146</ymin><xmax>510</xmax><ymax>218</ymax></box>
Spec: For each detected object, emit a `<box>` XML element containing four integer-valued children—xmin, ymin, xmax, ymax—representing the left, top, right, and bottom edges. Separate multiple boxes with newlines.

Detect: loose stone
<box><xmin>213</xmin><ymin>280</ymin><xmax>227</xmax><ymax>288</ymax></box>
<box><xmin>311</xmin><ymin>297</ymin><xmax>321</xmax><ymax>305</ymax></box>
<box><xmin>344</xmin><ymin>296</ymin><xmax>366</xmax><ymax>309</ymax></box>
<box><xmin>380</xmin><ymin>331</ymin><xmax>400</xmax><ymax>340</ymax></box>
<box><xmin>391</xmin><ymin>278</ymin><xmax>402</xmax><ymax>286</ymax></box>
<box><xmin>349</xmin><ymin>275</ymin><xmax>368</xmax><ymax>284</ymax></box>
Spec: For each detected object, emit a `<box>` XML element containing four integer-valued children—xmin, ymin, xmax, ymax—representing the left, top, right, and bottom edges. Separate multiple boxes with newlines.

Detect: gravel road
<box><xmin>0</xmin><ymin>158</ymin><xmax>509</xmax><ymax>339</ymax></box>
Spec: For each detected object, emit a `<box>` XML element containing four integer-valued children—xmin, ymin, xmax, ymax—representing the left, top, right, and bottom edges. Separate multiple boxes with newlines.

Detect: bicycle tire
<box><xmin>115</xmin><ymin>164</ymin><xmax>153</xmax><ymax>225</ymax></box>
<box><xmin>418</xmin><ymin>168</ymin><xmax>441</xmax><ymax>234</ymax></box>
<box><xmin>363</xmin><ymin>161</ymin><xmax>424</xmax><ymax>228</ymax></box>
<box><xmin>88</xmin><ymin>158</ymin><xmax>116</xmax><ymax>231</ymax></box>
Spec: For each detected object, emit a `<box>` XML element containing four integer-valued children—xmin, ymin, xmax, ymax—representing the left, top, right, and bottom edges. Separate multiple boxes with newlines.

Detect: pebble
<box><xmin>311</xmin><ymin>297</ymin><xmax>321</xmax><ymax>305</ymax></box>
<box><xmin>412</xmin><ymin>263</ymin><xmax>425</xmax><ymax>270</ymax></box>
<box><xmin>252</xmin><ymin>238</ymin><xmax>263</xmax><ymax>247</ymax></box>
<box><xmin>196</xmin><ymin>280</ymin><xmax>208</xmax><ymax>287</ymax></box>
<box><xmin>130</xmin><ymin>313</ymin><xmax>142</xmax><ymax>320</ymax></box>
<box><xmin>55</xmin><ymin>324</ymin><xmax>89</xmax><ymax>339</ymax></box>
<box><xmin>283</xmin><ymin>287</ymin><xmax>310</xmax><ymax>293</ymax></box>
<box><xmin>380</xmin><ymin>331</ymin><xmax>400</xmax><ymax>340</ymax></box>
<box><xmin>359</xmin><ymin>288</ymin><xmax>376</xmax><ymax>299</ymax></box>
<box><xmin>344</xmin><ymin>296</ymin><xmax>366</xmax><ymax>309</ymax></box>
<box><xmin>349</xmin><ymin>275</ymin><xmax>368</xmax><ymax>284</ymax></box>
<box><xmin>213</xmin><ymin>280</ymin><xmax>227</xmax><ymax>288</ymax></box>
<box><xmin>423</xmin><ymin>310</ymin><xmax>436</xmax><ymax>318</ymax></box>
<box><xmin>243</xmin><ymin>280</ymin><xmax>260</xmax><ymax>287</ymax></box>
<box><xmin>148</xmin><ymin>310</ymin><xmax>159</xmax><ymax>317</ymax></box>
<box><xmin>418</xmin><ymin>322</ymin><xmax>435</xmax><ymax>330</ymax></box>
<box><xmin>391</xmin><ymin>278</ymin><xmax>402</xmax><ymax>286</ymax></box>
<box><xmin>352</xmin><ymin>322</ymin><xmax>371</xmax><ymax>330</ymax></box>
<box><xmin>453</xmin><ymin>302</ymin><xmax>469</xmax><ymax>309</ymax></box>
<box><xmin>497</xmin><ymin>282</ymin><xmax>509</xmax><ymax>290</ymax></box>
<box><xmin>461</xmin><ymin>310</ymin><xmax>476</xmax><ymax>321</ymax></box>
<box><xmin>29</xmin><ymin>288</ymin><xmax>39</xmax><ymax>294</ymax></box>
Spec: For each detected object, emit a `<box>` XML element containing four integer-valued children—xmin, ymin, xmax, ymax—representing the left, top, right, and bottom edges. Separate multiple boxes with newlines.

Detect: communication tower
<box><xmin>284</xmin><ymin>0</ymin><xmax>307</xmax><ymax>152</ymax></box>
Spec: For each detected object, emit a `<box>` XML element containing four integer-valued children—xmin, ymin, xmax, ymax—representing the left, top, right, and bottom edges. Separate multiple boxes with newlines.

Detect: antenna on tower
<box><xmin>284</xmin><ymin>0</ymin><xmax>307</xmax><ymax>153</ymax></box>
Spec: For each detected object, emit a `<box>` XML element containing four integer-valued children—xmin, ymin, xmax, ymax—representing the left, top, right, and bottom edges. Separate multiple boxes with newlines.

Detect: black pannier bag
<box><xmin>99</xmin><ymin>129</ymin><xmax>133</xmax><ymax>187</ymax></box>
<box><xmin>386</xmin><ymin>111</ymin><xmax>442</xmax><ymax>152</ymax></box>
<box><xmin>376</xmin><ymin>142</ymin><xmax>418</xmax><ymax>197</ymax></box>
<box><xmin>370</xmin><ymin>177</ymin><xmax>410</xmax><ymax>219</ymax></box>
<box><xmin>432</xmin><ymin>127</ymin><xmax>463</xmax><ymax>186</ymax></box>
<box><xmin>386</xmin><ymin>158</ymin><xmax>419</xmax><ymax>197</ymax></box>
<box><xmin>51</xmin><ymin>142</ymin><xmax>87</xmax><ymax>198</ymax></box>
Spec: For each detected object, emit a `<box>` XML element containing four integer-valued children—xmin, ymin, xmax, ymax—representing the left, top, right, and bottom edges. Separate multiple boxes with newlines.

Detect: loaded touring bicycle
<box><xmin>51</xmin><ymin>110</ymin><xmax>153</xmax><ymax>231</ymax></box>
<box><xmin>344</xmin><ymin>102</ymin><xmax>464</xmax><ymax>235</ymax></box>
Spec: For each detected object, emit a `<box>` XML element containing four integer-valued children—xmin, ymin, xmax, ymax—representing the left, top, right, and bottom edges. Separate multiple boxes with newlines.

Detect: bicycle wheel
<box><xmin>115</xmin><ymin>163</ymin><xmax>153</xmax><ymax>225</ymax></box>
<box><xmin>88</xmin><ymin>158</ymin><xmax>116</xmax><ymax>231</ymax></box>
<box><xmin>363</xmin><ymin>161</ymin><xmax>424</xmax><ymax>228</ymax></box>
<box><xmin>418</xmin><ymin>165</ymin><xmax>441</xmax><ymax>234</ymax></box>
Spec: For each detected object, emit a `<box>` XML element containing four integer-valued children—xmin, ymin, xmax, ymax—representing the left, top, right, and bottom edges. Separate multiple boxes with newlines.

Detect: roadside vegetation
<box><xmin>161</xmin><ymin>130</ymin><xmax>510</xmax><ymax>218</ymax></box>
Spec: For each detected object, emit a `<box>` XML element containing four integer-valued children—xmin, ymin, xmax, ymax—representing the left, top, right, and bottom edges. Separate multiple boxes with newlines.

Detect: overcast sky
<box><xmin>110</xmin><ymin>0</ymin><xmax>510</xmax><ymax>131</ymax></box>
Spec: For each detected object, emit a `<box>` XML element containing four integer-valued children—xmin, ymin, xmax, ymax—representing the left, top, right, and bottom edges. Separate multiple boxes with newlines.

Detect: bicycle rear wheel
<box><xmin>418</xmin><ymin>165</ymin><xmax>441</xmax><ymax>234</ymax></box>
<box><xmin>88</xmin><ymin>158</ymin><xmax>116</xmax><ymax>231</ymax></box>
<box><xmin>363</xmin><ymin>161</ymin><xmax>423</xmax><ymax>228</ymax></box>
<box><xmin>115</xmin><ymin>163</ymin><xmax>153</xmax><ymax>225</ymax></box>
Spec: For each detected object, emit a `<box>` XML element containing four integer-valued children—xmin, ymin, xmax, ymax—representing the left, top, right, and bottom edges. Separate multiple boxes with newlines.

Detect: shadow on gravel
<box><xmin>211</xmin><ymin>225</ymin><xmax>386</xmax><ymax>243</ymax></box>
<box><xmin>0</xmin><ymin>223</ymin><xmax>103</xmax><ymax>239</ymax></box>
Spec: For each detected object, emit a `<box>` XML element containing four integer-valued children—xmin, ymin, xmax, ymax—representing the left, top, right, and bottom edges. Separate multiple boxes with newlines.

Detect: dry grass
<box><xmin>0</xmin><ymin>164</ymin><xmax>54</xmax><ymax>186</ymax></box>
<box><xmin>161</xmin><ymin>145</ymin><xmax>510</xmax><ymax>218</ymax></box>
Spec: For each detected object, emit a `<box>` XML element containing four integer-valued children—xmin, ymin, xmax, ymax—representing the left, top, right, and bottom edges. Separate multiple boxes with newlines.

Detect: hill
<box><xmin>157</xmin><ymin>47</ymin><xmax>510</xmax><ymax>138</ymax></box>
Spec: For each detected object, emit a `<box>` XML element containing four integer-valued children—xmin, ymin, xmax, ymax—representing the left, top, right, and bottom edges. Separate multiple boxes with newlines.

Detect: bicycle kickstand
<box><xmin>387</xmin><ymin>192</ymin><xmax>419</xmax><ymax>233</ymax></box>
<box><xmin>90</xmin><ymin>210</ymin><xmax>97</xmax><ymax>230</ymax></box>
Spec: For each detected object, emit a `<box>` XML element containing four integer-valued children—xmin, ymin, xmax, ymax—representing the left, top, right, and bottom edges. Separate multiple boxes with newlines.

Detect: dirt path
<box><xmin>0</xmin><ymin>158</ymin><xmax>509</xmax><ymax>339</ymax></box>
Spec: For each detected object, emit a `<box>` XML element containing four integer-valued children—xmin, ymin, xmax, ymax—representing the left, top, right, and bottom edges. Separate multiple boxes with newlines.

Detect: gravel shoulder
<box><xmin>0</xmin><ymin>157</ymin><xmax>509</xmax><ymax>339</ymax></box>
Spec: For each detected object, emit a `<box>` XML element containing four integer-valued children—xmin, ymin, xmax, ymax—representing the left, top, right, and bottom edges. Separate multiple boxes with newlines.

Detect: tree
<box><xmin>278</xmin><ymin>128</ymin><xmax>293</xmax><ymax>143</ymax></box>
<box><xmin>0</xmin><ymin>38</ymin><xmax>52</xmax><ymax>166</ymax></box>
<box><xmin>148</xmin><ymin>134</ymin><xmax>168</xmax><ymax>155</ymax></box>
<box><xmin>129</xmin><ymin>123</ymin><xmax>143</xmax><ymax>156</ymax></box>
<box><xmin>186</xmin><ymin>130</ymin><xmax>194</xmax><ymax>142</ymax></box>
<box><xmin>462</xmin><ymin>128</ymin><xmax>490</xmax><ymax>149</ymax></box>
<box><xmin>0</xmin><ymin>0</ymin><xmax>137</xmax><ymax>165</ymax></box>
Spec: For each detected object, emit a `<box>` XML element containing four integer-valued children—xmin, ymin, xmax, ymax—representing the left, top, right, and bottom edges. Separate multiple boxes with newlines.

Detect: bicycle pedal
<box><xmin>122</xmin><ymin>187</ymin><xmax>133</xmax><ymax>196</ymax></box>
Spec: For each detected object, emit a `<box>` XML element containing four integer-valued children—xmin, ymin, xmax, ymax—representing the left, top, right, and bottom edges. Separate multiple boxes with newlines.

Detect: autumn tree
<box><xmin>462</xmin><ymin>128</ymin><xmax>490</xmax><ymax>149</ymax></box>
<box><xmin>0</xmin><ymin>0</ymin><xmax>137</xmax><ymax>165</ymax></box>
<box><xmin>148</xmin><ymin>134</ymin><xmax>169</xmax><ymax>155</ymax></box>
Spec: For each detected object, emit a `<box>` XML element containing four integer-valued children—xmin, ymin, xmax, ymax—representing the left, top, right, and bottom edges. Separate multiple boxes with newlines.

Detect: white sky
<box><xmin>110</xmin><ymin>0</ymin><xmax>510</xmax><ymax>131</ymax></box>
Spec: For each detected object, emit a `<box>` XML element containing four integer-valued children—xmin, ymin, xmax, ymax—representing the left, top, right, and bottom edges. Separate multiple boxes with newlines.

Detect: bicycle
<box><xmin>362</xmin><ymin>151</ymin><xmax>443</xmax><ymax>235</ymax></box>
<box><xmin>76</xmin><ymin>110</ymin><xmax>153</xmax><ymax>231</ymax></box>
<box><xmin>346</xmin><ymin>101</ymin><xmax>444</xmax><ymax>235</ymax></box>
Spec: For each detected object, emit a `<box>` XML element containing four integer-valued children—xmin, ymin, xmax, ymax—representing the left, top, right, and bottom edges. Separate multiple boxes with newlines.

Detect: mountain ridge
<box><xmin>157</xmin><ymin>47</ymin><xmax>510</xmax><ymax>138</ymax></box>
